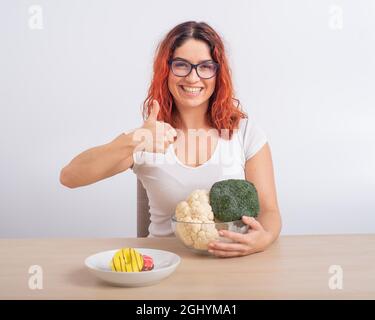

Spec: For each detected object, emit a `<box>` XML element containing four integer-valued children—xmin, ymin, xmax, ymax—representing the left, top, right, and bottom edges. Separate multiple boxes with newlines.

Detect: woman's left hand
<box><xmin>208</xmin><ymin>215</ymin><xmax>273</xmax><ymax>258</ymax></box>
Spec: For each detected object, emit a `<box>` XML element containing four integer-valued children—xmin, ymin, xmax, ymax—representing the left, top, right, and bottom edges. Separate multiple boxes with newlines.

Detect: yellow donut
<box><xmin>110</xmin><ymin>248</ymin><xmax>144</xmax><ymax>272</ymax></box>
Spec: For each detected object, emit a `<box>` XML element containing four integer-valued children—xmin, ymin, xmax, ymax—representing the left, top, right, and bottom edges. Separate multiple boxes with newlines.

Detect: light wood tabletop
<box><xmin>0</xmin><ymin>235</ymin><xmax>374</xmax><ymax>299</ymax></box>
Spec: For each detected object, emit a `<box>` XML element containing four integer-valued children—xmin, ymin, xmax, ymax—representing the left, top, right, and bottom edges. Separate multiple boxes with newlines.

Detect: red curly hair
<box><xmin>142</xmin><ymin>21</ymin><xmax>247</xmax><ymax>139</ymax></box>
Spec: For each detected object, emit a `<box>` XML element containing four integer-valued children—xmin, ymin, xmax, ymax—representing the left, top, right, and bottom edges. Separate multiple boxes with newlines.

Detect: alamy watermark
<box><xmin>131</xmin><ymin>127</ymin><xmax>243</xmax><ymax>173</ymax></box>
<box><xmin>329</xmin><ymin>4</ymin><xmax>344</xmax><ymax>30</ymax></box>
<box><xmin>28</xmin><ymin>265</ymin><xmax>43</xmax><ymax>290</ymax></box>
<box><xmin>328</xmin><ymin>265</ymin><xmax>343</xmax><ymax>290</ymax></box>
<box><xmin>28</xmin><ymin>5</ymin><xmax>44</xmax><ymax>30</ymax></box>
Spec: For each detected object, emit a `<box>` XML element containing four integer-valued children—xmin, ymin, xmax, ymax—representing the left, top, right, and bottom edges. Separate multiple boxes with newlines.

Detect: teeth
<box><xmin>182</xmin><ymin>86</ymin><xmax>202</xmax><ymax>93</ymax></box>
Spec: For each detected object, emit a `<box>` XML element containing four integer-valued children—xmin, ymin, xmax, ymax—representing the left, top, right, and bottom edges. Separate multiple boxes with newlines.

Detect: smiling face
<box><xmin>168</xmin><ymin>39</ymin><xmax>217</xmax><ymax>113</ymax></box>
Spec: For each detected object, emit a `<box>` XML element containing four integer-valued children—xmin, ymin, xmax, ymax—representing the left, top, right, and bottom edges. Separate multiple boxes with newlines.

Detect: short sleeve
<box><xmin>238</xmin><ymin>117</ymin><xmax>268</xmax><ymax>161</ymax></box>
<box><xmin>131</xmin><ymin>151</ymin><xmax>144</xmax><ymax>174</ymax></box>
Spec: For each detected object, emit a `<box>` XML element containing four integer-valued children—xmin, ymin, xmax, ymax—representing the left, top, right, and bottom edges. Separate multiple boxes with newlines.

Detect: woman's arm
<box><xmin>59</xmin><ymin>132</ymin><xmax>139</xmax><ymax>188</ymax></box>
<box><xmin>208</xmin><ymin>142</ymin><xmax>282</xmax><ymax>257</ymax></box>
<box><xmin>245</xmin><ymin>142</ymin><xmax>282</xmax><ymax>242</ymax></box>
<box><xmin>60</xmin><ymin>100</ymin><xmax>177</xmax><ymax>189</ymax></box>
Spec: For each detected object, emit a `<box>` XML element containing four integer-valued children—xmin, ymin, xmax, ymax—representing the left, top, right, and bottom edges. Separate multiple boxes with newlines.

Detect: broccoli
<box><xmin>209</xmin><ymin>179</ymin><xmax>260</xmax><ymax>222</ymax></box>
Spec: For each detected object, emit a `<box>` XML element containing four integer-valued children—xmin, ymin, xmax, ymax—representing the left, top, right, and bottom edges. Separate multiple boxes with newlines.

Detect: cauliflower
<box><xmin>174</xmin><ymin>189</ymin><xmax>219</xmax><ymax>250</ymax></box>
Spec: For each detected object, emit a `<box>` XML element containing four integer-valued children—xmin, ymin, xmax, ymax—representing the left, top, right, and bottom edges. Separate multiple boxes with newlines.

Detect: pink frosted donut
<box><xmin>142</xmin><ymin>255</ymin><xmax>154</xmax><ymax>271</ymax></box>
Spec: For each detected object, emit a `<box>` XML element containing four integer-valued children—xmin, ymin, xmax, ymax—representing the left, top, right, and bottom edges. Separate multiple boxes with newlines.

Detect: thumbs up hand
<box><xmin>146</xmin><ymin>99</ymin><xmax>161</xmax><ymax>123</ymax></box>
<box><xmin>133</xmin><ymin>100</ymin><xmax>178</xmax><ymax>154</ymax></box>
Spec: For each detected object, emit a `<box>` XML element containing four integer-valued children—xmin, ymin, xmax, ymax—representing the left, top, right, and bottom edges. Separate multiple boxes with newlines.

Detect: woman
<box><xmin>60</xmin><ymin>21</ymin><xmax>282</xmax><ymax>258</ymax></box>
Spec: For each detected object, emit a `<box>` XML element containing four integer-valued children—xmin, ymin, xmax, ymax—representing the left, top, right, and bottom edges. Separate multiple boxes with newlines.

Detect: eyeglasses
<box><xmin>168</xmin><ymin>58</ymin><xmax>219</xmax><ymax>79</ymax></box>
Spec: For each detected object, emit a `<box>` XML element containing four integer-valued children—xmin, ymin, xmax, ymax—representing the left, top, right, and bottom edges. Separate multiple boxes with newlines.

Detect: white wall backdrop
<box><xmin>1</xmin><ymin>0</ymin><xmax>374</xmax><ymax>237</ymax></box>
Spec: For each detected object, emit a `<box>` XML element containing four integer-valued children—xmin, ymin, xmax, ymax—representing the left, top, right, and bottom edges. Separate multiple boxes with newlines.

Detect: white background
<box><xmin>1</xmin><ymin>0</ymin><xmax>374</xmax><ymax>237</ymax></box>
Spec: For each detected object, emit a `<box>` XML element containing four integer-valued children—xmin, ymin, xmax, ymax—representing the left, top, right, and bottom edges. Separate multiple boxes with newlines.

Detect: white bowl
<box><xmin>85</xmin><ymin>248</ymin><xmax>181</xmax><ymax>287</ymax></box>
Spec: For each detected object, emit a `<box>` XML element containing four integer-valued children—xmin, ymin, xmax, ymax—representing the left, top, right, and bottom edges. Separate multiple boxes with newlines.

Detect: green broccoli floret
<box><xmin>209</xmin><ymin>179</ymin><xmax>260</xmax><ymax>222</ymax></box>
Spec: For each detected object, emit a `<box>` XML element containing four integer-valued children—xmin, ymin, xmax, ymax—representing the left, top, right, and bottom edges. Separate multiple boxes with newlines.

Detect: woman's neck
<box><xmin>174</xmin><ymin>102</ymin><xmax>212</xmax><ymax>131</ymax></box>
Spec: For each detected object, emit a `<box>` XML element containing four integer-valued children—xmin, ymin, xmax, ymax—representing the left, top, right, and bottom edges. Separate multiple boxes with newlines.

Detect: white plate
<box><xmin>84</xmin><ymin>248</ymin><xmax>181</xmax><ymax>287</ymax></box>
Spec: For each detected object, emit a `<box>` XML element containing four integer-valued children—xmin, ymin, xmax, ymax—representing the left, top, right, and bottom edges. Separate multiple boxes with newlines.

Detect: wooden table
<box><xmin>0</xmin><ymin>235</ymin><xmax>374</xmax><ymax>299</ymax></box>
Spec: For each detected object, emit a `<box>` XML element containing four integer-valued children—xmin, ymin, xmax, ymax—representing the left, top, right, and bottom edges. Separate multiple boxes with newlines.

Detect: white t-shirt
<box><xmin>131</xmin><ymin>117</ymin><xmax>268</xmax><ymax>237</ymax></box>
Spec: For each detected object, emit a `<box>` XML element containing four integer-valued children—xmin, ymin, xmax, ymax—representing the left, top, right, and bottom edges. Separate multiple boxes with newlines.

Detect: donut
<box><xmin>142</xmin><ymin>255</ymin><xmax>154</xmax><ymax>271</ymax></box>
<box><xmin>110</xmin><ymin>248</ymin><xmax>144</xmax><ymax>272</ymax></box>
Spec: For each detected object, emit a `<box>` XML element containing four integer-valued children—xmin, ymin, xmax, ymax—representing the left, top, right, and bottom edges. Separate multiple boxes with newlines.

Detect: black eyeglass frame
<box><xmin>168</xmin><ymin>58</ymin><xmax>220</xmax><ymax>79</ymax></box>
